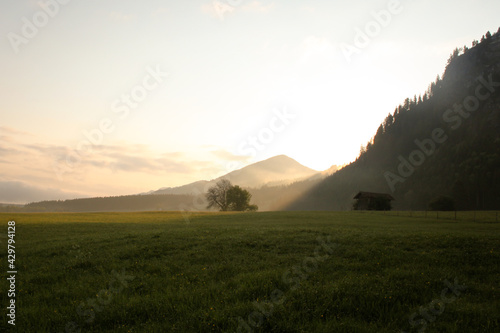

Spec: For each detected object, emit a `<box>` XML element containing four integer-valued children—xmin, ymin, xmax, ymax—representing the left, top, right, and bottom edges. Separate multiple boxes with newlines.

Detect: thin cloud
<box><xmin>0</xmin><ymin>126</ymin><xmax>34</xmax><ymax>142</ymax></box>
<box><xmin>0</xmin><ymin>126</ymin><xmax>231</xmax><ymax>201</ymax></box>
<box><xmin>210</xmin><ymin>149</ymin><xmax>252</xmax><ymax>162</ymax></box>
<box><xmin>103</xmin><ymin>152</ymin><xmax>195</xmax><ymax>174</ymax></box>
<box><xmin>0</xmin><ymin>126</ymin><xmax>30</xmax><ymax>136</ymax></box>
<box><xmin>0</xmin><ymin>145</ymin><xmax>22</xmax><ymax>156</ymax></box>
<box><xmin>50</xmin><ymin>143</ymin><xmax>218</xmax><ymax>177</ymax></box>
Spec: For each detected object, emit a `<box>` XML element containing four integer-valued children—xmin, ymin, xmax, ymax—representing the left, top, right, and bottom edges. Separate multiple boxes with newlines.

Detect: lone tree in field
<box><xmin>206</xmin><ymin>179</ymin><xmax>232</xmax><ymax>211</ymax></box>
<box><xmin>206</xmin><ymin>180</ymin><xmax>258</xmax><ymax>212</ymax></box>
<box><xmin>227</xmin><ymin>185</ymin><xmax>258</xmax><ymax>211</ymax></box>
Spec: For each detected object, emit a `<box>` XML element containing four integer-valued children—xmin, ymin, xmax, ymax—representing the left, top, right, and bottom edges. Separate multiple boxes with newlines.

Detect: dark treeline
<box><xmin>287</xmin><ymin>28</ymin><xmax>500</xmax><ymax>211</ymax></box>
<box><xmin>1</xmin><ymin>194</ymin><xmax>196</xmax><ymax>212</ymax></box>
<box><xmin>0</xmin><ymin>179</ymin><xmax>324</xmax><ymax>212</ymax></box>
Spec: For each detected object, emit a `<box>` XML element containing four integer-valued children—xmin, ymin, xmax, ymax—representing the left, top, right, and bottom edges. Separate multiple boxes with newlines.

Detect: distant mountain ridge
<box><xmin>0</xmin><ymin>155</ymin><xmax>337</xmax><ymax>212</ymax></box>
<box><xmin>148</xmin><ymin>155</ymin><xmax>324</xmax><ymax>195</ymax></box>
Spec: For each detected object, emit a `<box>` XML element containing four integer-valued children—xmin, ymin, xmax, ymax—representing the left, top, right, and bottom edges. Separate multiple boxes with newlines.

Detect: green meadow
<box><xmin>0</xmin><ymin>211</ymin><xmax>499</xmax><ymax>332</ymax></box>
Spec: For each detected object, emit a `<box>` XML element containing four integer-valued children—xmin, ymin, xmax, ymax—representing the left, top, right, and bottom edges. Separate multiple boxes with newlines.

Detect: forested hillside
<box><xmin>11</xmin><ymin>194</ymin><xmax>195</xmax><ymax>212</ymax></box>
<box><xmin>288</xmin><ymin>28</ymin><xmax>500</xmax><ymax>211</ymax></box>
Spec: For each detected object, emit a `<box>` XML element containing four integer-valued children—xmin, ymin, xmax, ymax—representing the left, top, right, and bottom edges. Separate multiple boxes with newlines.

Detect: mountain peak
<box><xmin>222</xmin><ymin>155</ymin><xmax>317</xmax><ymax>188</ymax></box>
<box><xmin>260</xmin><ymin>155</ymin><xmax>316</xmax><ymax>169</ymax></box>
<box><xmin>150</xmin><ymin>155</ymin><xmax>322</xmax><ymax>195</ymax></box>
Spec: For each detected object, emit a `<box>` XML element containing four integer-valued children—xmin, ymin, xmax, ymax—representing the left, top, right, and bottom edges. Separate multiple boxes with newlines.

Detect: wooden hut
<box><xmin>353</xmin><ymin>191</ymin><xmax>394</xmax><ymax>210</ymax></box>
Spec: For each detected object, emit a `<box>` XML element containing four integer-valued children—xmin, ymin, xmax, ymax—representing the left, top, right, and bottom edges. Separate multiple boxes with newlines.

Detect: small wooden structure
<box><xmin>353</xmin><ymin>191</ymin><xmax>394</xmax><ymax>211</ymax></box>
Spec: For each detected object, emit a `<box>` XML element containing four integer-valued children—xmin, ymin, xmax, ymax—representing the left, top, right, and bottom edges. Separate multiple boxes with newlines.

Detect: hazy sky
<box><xmin>1</xmin><ymin>0</ymin><xmax>499</xmax><ymax>203</ymax></box>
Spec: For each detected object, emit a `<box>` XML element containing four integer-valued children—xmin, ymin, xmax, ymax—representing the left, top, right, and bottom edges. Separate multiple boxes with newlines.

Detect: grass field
<box><xmin>0</xmin><ymin>211</ymin><xmax>499</xmax><ymax>332</ymax></box>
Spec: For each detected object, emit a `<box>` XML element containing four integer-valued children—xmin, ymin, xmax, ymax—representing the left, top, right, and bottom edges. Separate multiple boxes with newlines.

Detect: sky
<box><xmin>1</xmin><ymin>0</ymin><xmax>499</xmax><ymax>204</ymax></box>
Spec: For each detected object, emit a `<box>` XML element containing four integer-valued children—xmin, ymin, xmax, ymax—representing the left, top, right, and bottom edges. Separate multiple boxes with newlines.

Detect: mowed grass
<box><xmin>0</xmin><ymin>211</ymin><xmax>499</xmax><ymax>332</ymax></box>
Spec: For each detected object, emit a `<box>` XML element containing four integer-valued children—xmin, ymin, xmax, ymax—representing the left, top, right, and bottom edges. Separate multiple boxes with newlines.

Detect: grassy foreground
<box><xmin>0</xmin><ymin>211</ymin><xmax>499</xmax><ymax>332</ymax></box>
